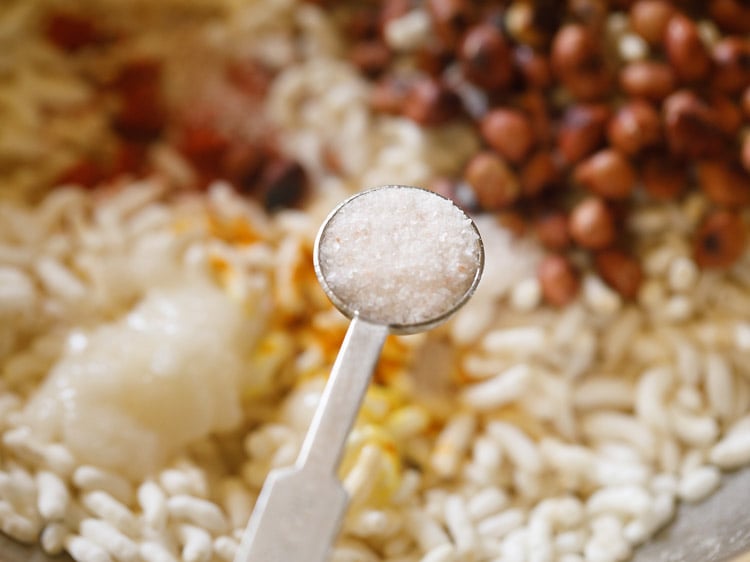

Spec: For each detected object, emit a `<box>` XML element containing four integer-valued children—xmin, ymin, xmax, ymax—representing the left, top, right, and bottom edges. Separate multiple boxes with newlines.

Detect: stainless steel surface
<box><xmin>234</xmin><ymin>317</ymin><xmax>388</xmax><ymax>562</ymax></box>
<box><xmin>633</xmin><ymin>468</ymin><xmax>750</xmax><ymax>562</ymax></box>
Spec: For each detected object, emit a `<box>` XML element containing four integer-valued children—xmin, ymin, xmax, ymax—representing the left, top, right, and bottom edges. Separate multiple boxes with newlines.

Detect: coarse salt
<box><xmin>316</xmin><ymin>186</ymin><xmax>482</xmax><ymax>327</ymax></box>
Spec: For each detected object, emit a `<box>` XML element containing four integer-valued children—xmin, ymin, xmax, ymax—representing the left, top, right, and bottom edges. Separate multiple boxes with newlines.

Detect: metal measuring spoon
<box><xmin>234</xmin><ymin>185</ymin><xmax>484</xmax><ymax>562</ymax></box>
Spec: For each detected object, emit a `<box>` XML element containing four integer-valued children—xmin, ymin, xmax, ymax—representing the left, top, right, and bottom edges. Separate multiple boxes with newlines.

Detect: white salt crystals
<box><xmin>315</xmin><ymin>186</ymin><xmax>483</xmax><ymax>329</ymax></box>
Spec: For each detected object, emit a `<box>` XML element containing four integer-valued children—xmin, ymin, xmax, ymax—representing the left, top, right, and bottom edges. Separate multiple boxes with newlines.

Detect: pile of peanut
<box><xmin>335</xmin><ymin>0</ymin><xmax>750</xmax><ymax>306</ymax></box>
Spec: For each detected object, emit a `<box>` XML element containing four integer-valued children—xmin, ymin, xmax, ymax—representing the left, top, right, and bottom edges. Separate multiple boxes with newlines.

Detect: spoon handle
<box><xmin>234</xmin><ymin>316</ymin><xmax>388</xmax><ymax>562</ymax></box>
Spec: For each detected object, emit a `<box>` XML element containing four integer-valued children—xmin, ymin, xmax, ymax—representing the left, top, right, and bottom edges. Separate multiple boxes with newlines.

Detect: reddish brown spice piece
<box><xmin>574</xmin><ymin>149</ymin><xmax>637</xmax><ymax>200</ymax></box>
<box><xmin>479</xmin><ymin>108</ymin><xmax>535</xmax><ymax>164</ymax></box>
<box><xmin>595</xmin><ymin>249</ymin><xmax>643</xmax><ymax>299</ymax></box>
<box><xmin>464</xmin><ymin>151</ymin><xmax>520</xmax><ymax>210</ymax></box>
<box><xmin>538</xmin><ymin>254</ymin><xmax>581</xmax><ymax>307</ymax></box>
<box><xmin>112</xmin><ymin>59</ymin><xmax>167</xmax><ymax>142</ymax></box>
<box><xmin>664</xmin><ymin>13</ymin><xmax>712</xmax><ymax>83</ymax></box>
<box><xmin>694</xmin><ymin>210</ymin><xmax>747</xmax><ymax>269</ymax></box>
<box><xmin>459</xmin><ymin>24</ymin><xmax>514</xmax><ymax>91</ymax></box>
<box><xmin>569</xmin><ymin>197</ymin><xmax>616</xmax><ymax>249</ymax></box>
<box><xmin>44</xmin><ymin>12</ymin><xmax>106</xmax><ymax>52</ymax></box>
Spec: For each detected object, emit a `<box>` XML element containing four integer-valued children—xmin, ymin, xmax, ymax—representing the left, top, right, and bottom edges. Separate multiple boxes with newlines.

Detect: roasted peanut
<box><xmin>694</xmin><ymin>209</ymin><xmax>747</xmax><ymax>269</ymax></box>
<box><xmin>664</xmin><ymin>13</ymin><xmax>712</xmax><ymax>83</ymax></box>
<box><xmin>520</xmin><ymin>150</ymin><xmax>560</xmax><ymax>196</ymax></box>
<box><xmin>629</xmin><ymin>0</ymin><xmax>675</xmax><ymax>46</ymax></box>
<box><xmin>349</xmin><ymin>40</ymin><xmax>392</xmax><ymax>77</ymax></box>
<box><xmin>402</xmin><ymin>77</ymin><xmax>462</xmax><ymax>125</ymax></box>
<box><xmin>514</xmin><ymin>45</ymin><xmax>553</xmax><ymax>90</ymax></box>
<box><xmin>464</xmin><ymin>151</ymin><xmax>521</xmax><ymax>209</ymax></box>
<box><xmin>569</xmin><ymin>196</ymin><xmax>616</xmax><ymax>249</ymax></box>
<box><xmin>574</xmin><ymin>149</ymin><xmax>637</xmax><ymax>200</ymax></box>
<box><xmin>696</xmin><ymin>159</ymin><xmax>750</xmax><ymax>206</ymax></box>
<box><xmin>641</xmin><ymin>152</ymin><xmax>687</xmax><ymax>201</ymax></box>
<box><xmin>426</xmin><ymin>0</ymin><xmax>474</xmax><ymax>47</ymax></box>
<box><xmin>534</xmin><ymin>211</ymin><xmax>571</xmax><ymax>250</ymax></box>
<box><xmin>460</xmin><ymin>23</ymin><xmax>514</xmax><ymax>90</ymax></box>
<box><xmin>607</xmin><ymin>100</ymin><xmax>661</xmax><ymax>156</ymax></box>
<box><xmin>370</xmin><ymin>75</ymin><xmax>412</xmax><ymax>115</ymax></box>
<box><xmin>709</xmin><ymin>0</ymin><xmax>750</xmax><ymax>34</ymax></box>
<box><xmin>595</xmin><ymin>249</ymin><xmax>643</xmax><ymax>298</ymax></box>
<box><xmin>538</xmin><ymin>254</ymin><xmax>581</xmax><ymax>307</ymax></box>
<box><xmin>663</xmin><ymin>90</ymin><xmax>728</xmax><ymax>158</ymax></box>
<box><xmin>711</xmin><ymin>37</ymin><xmax>750</xmax><ymax>95</ymax></box>
<box><xmin>480</xmin><ymin>108</ymin><xmax>535</xmax><ymax>164</ymax></box>
<box><xmin>619</xmin><ymin>61</ymin><xmax>677</xmax><ymax>102</ymax></box>
<box><xmin>551</xmin><ymin>24</ymin><xmax>612</xmax><ymax>101</ymax></box>
<box><xmin>556</xmin><ymin>103</ymin><xmax>611</xmax><ymax>164</ymax></box>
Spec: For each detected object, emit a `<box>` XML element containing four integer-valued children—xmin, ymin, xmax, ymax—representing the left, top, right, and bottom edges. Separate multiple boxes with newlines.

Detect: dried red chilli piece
<box><xmin>111</xmin><ymin>59</ymin><xmax>167</xmax><ymax>141</ymax></box>
<box><xmin>44</xmin><ymin>12</ymin><xmax>107</xmax><ymax>52</ymax></box>
<box><xmin>55</xmin><ymin>159</ymin><xmax>103</xmax><ymax>189</ymax></box>
<box><xmin>594</xmin><ymin>249</ymin><xmax>643</xmax><ymax>299</ymax></box>
<box><xmin>109</xmin><ymin>142</ymin><xmax>150</xmax><ymax>179</ymax></box>
<box><xmin>176</xmin><ymin>126</ymin><xmax>231</xmax><ymax>179</ymax></box>
<box><xmin>694</xmin><ymin>210</ymin><xmax>747</xmax><ymax>269</ymax></box>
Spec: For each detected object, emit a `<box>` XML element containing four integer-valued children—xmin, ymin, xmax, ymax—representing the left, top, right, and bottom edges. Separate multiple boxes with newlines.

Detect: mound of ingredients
<box><xmin>1</xmin><ymin>0</ymin><xmax>750</xmax><ymax>561</ymax></box>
